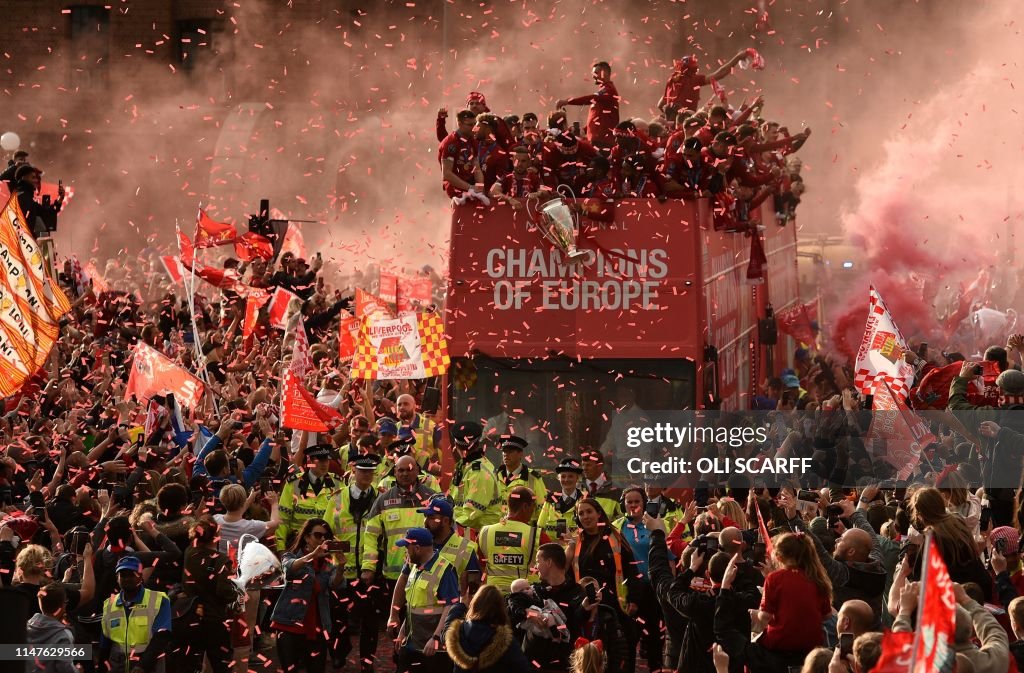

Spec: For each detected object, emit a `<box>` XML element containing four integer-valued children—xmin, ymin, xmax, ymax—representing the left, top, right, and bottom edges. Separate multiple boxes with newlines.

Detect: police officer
<box><xmin>495</xmin><ymin>435</ymin><xmax>547</xmax><ymax>523</ymax></box>
<box><xmin>537</xmin><ymin>457</ymin><xmax>585</xmax><ymax>542</ymax></box>
<box><xmin>325</xmin><ymin>454</ymin><xmax>382</xmax><ymax>673</ymax></box>
<box><xmin>419</xmin><ymin>497</ymin><xmax>481</xmax><ymax>597</ymax></box>
<box><xmin>449</xmin><ymin>421</ymin><xmax>502</xmax><ymax>533</ymax></box>
<box><xmin>277</xmin><ymin>444</ymin><xmax>342</xmax><ymax>550</ymax></box>
<box><xmin>396</xmin><ymin>393</ymin><xmax>441</xmax><ymax>475</ymax></box>
<box><xmin>388</xmin><ymin>528</ymin><xmax>460</xmax><ymax>673</ymax></box>
<box><xmin>361</xmin><ymin>455</ymin><xmax>437</xmax><ymax>589</ymax></box>
<box><xmin>378</xmin><ymin>433</ymin><xmax>440</xmax><ymax>491</ymax></box>
<box><xmin>479</xmin><ymin>486</ymin><xmax>541</xmax><ymax>593</ymax></box>
<box><xmin>581</xmin><ymin>448</ymin><xmax>623</xmax><ymax>520</ymax></box>
<box><xmin>100</xmin><ymin>556</ymin><xmax>172</xmax><ymax>673</ymax></box>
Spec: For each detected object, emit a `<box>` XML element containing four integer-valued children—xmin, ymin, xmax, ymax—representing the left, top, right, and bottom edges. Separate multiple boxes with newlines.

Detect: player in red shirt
<box><xmin>541</xmin><ymin>132</ymin><xmax>596</xmax><ymax>193</ymax></box>
<box><xmin>556</xmin><ymin>61</ymin><xmax>620</xmax><ymax>149</ymax></box>
<box><xmin>436</xmin><ymin>92</ymin><xmax>512</xmax><ymax>148</ymax></box>
<box><xmin>616</xmin><ymin>154</ymin><xmax>661</xmax><ymax>198</ymax></box>
<box><xmin>657</xmin><ymin>51</ymin><xmax>749</xmax><ymax>120</ymax></box>
<box><xmin>583</xmin><ymin>155</ymin><xmax>616</xmax><ymax>199</ymax></box>
<box><xmin>438</xmin><ymin>109</ymin><xmax>487</xmax><ymax>205</ymax></box>
<box><xmin>492</xmin><ymin>147</ymin><xmax>543</xmax><ymax>208</ymax></box>
<box><xmin>474</xmin><ymin>114</ymin><xmax>510</xmax><ymax>194</ymax></box>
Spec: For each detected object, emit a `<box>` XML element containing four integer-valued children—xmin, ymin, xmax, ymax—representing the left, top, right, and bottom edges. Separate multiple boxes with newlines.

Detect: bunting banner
<box><xmin>124</xmin><ymin>341</ymin><xmax>205</xmax><ymax>409</ymax></box>
<box><xmin>0</xmin><ymin>195</ymin><xmax>70</xmax><ymax>396</ymax></box>
<box><xmin>351</xmin><ymin>311</ymin><xmax>450</xmax><ymax>380</ymax></box>
<box><xmin>854</xmin><ymin>286</ymin><xmax>916</xmax><ymax>401</ymax></box>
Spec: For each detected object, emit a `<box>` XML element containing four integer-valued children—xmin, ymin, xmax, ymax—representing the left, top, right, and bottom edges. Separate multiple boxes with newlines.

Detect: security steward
<box><xmin>100</xmin><ymin>556</ymin><xmax>172</xmax><ymax>673</ymax></box>
<box><xmin>494</xmin><ymin>434</ymin><xmax>547</xmax><ymax>523</ymax></box>
<box><xmin>419</xmin><ymin>497</ymin><xmax>481</xmax><ymax>598</ymax></box>
<box><xmin>449</xmin><ymin>421</ymin><xmax>502</xmax><ymax>534</ymax></box>
<box><xmin>325</xmin><ymin>454</ymin><xmax>382</xmax><ymax>673</ymax></box>
<box><xmin>537</xmin><ymin>457</ymin><xmax>586</xmax><ymax>542</ymax></box>
<box><xmin>277</xmin><ymin>443</ymin><xmax>341</xmax><ymax>550</ymax></box>
<box><xmin>388</xmin><ymin>527</ymin><xmax>460</xmax><ymax>673</ymax></box>
<box><xmin>478</xmin><ymin>486</ymin><xmax>541</xmax><ymax>593</ymax></box>
<box><xmin>377</xmin><ymin>433</ymin><xmax>441</xmax><ymax>492</ymax></box>
<box><xmin>361</xmin><ymin>454</ymin><xmax>438</xmax><ymax>589</ymax></box>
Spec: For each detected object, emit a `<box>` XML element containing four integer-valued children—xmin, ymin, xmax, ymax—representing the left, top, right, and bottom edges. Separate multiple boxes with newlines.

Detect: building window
<box><xmin>68</xmin><ymin>5</ymin><xmax>110</xmax><ymax>88</ymax></box>
<box><xmin>178</xmin><ymin>20</ymin><xmax>214</xmax><ymax>72</ymax></box>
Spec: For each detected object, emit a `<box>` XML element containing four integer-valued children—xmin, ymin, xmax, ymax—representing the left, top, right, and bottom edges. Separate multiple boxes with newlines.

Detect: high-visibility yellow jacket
<box><xmin>495</xmin><ymin>464</ymin><xmax>547</xmax><ymax>523</ymax></box>
<box><xmin>478</xmin><ymin>519</ymin><xmax>540</xmax><ymax>592</ymax></box>
<box><xmin>361</xmin><ymin>483</ymin><xmax>437</xmax><ymax>580</ymax></box>
<box><xmin>450</xmin><ymin>456</ymin><xmax>502</xmax><ymax>532</ymax></box>
<box><xmin>276</xmin><ymin>471</ymin><xmax>341</xmax><ymax>550</ymax></box>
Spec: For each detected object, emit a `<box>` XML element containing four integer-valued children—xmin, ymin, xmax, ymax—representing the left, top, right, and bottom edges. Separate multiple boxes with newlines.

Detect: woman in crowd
<box><xmin>753</xmin><ymin>532</ymin><xmax>833</xmax><ymax>667</ymax></box>
<box><xmin>908</xmin><ymin>487</ymin><xmax>992</xmax><ymax>601</ymax></box>
<box><xmin>178</xmin><ymin>516</ymin><xmax>237</xmax><ymax>673</ymax></box>
<box><xmin>568</xmin><ymin>498</ymin><xmax>642</xmax><ymax>672</ymax></box>
<box><xmin>615</xmin><ymin>487</ymin><xmax>666</xmax><ymax>673</ymax></box>
<box><xmin>270</xmin><ymin>517</ymin><xmax>345</xmax><ymax>673</ymax></box>
<box><xmin>445</xmin><ymin>584</ymin><xmax>530</xmax><ymax>673</ymax></box>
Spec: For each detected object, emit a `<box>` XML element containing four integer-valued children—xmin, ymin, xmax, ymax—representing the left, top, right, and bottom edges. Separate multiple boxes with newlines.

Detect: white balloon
<box><xmin>0</xmin><ymin>132</ymin><xmax>19</xmax><ymax>152</ymax></box>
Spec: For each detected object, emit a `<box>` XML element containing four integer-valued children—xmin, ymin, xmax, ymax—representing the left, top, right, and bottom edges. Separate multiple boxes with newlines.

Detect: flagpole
<box><xmin>908</xmin><ymin>531</ymin><xmax>931</xmax><ymax>673</ymax></box>
<box><xmin>177</xmin><ymin>215</ymin><xmax>221</xmax><ymax>420</ymax></box>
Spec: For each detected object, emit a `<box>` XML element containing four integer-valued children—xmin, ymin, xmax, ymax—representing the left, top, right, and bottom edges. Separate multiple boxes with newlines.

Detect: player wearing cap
<box><xmin>99</xmin><ymin>556</ymin><xmax>172</xmax><ymax>673</ymax></box>
<box><xmin>361</xmin><ymin>455</ymin><xmax>438</xmax><ymax>587</ymax></box>
<box><xmin>478</xmin><ymin>486</ymin><xmax>541</xmax><ymax>593</ymax></box>
<box><xmin>325</xmin><ymin>454</ymin><xmax>384</xmax><ymax>672</ymax></box>
<box><xmin>495</xmin><ymin>435</ymin><xmax>547</xmax><ymax>523</ymax></box>
<box><xmin>388</xmin><ymin>527</ymin><xmax>460</xmax><ymax>673</ymax></box>
<box><xmin>277</xmin><ymin>444</ymin><xmax>342</xmax><ymax>550</ymax></box>
<box><xmin>537</xmin><ymin>458</ymin><xmax>585</xmax><ymax>542</ymax></box>
<box><xmin>581</xmin><ymin>448</ymin><xmax>623</xmax><ymax>521</ymax></box>
<box><xmin>419</xmin><ymin>497</ymin><xmax>481</xmax><ymax>598</ymax></box>
<box><xmin>449</xmin><ymin>421</ymin><xmax>503</xmax><ymax>533</ymax></box>
<box><xmin>378</xmin><ymin>434</ymin><xmax>441</xmax><ymax>492</ymax></box>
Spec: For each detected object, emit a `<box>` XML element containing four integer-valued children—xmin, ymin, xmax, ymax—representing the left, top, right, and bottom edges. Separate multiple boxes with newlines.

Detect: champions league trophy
<box><xmin>529</xmin><ymin>186</ymin><xmax>590</xmax><ymax>264</ymax></box>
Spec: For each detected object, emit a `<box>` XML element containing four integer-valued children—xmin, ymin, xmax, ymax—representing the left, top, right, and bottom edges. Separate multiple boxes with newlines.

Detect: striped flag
<box><xmin>0</xmin><ymin>194</ymin><xmax>70</xmax><ymax>397</ymax></box>
<box><xmin>351</xmin><ymin>311</ymin><xmax>450</xmax><ymax>380</ymax></box>
<box><xmin>853</xmin><ymin>286</ymin><xmax>916</xmax><ymax>402</ymax></box>
<box><xmin>160</xmin><ymin>256</ymin><xmax>185</xmax><ymax>284</ymax></box>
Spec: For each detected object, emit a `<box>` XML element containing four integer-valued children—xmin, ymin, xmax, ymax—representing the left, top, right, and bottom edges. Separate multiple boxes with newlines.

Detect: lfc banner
<box><xmin>910</xmin><ymin>534</ymin><xmax>957</xmax><ymax>673</ymax></box>
<box><xmin>125</xmin><ymin>342</ymin><xmax>205</xmax><ymax>409</ymax></box>
<box><xmin>869</xmin><ymin>380</ymin><xmax>937</xmax><ymax>482</ymax></box>
<box><xmin>854</xmin><ymin>286</ymin><xmax>915</xmax><ymax>401</ymax></box>
<box><xmin>0</xmin><ymin>195</ymin><xmax>70</xmax><ymax>396</ymax></box>
<box><xmin>351</xmin><ymin>312</ymin><xmax>450</xmax><ymax>380</ymax></box>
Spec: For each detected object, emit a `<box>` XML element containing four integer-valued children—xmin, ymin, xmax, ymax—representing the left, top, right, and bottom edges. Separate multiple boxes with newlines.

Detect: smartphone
<box><xmin>572</xmin><ymin>121</ymin><xmax>582</xmax><ymax>137</ymax></box>
<box><xmin>258</xmin><ymin>477</ymin><xmax>273</xmax><ymax>493</ymax></box>
<box><xmin>584</xmin><ymin>583</ymin><xmax>598</xmax><ymax>604</ymax></box>
<box><xmin>750</xmin><ymin>542</ymin><xmax>767</xmax><ymax>566</ymax></box>
<box><xmin>645</xmin><ymin>500</ymin><xmax>668</xmax><ymax>519</ymax></box>
<box><xmin>839</xmin><ymin>632</ymin><xmax>855</xmax><ymax>658</ymax></box>
<box><xmin>555</xmin><ymin>519</ymin><xmax>568</xmax><ymax>538</ymax></box>
<box><xmin>694</xmin><ymin>481</ymin><xmax>710</xmax><ymax>508</ymax></box>
<box><xmin>421</xmin><ymin>387</ymin><xmax>441</xmax><ymax>415</ymax></box>
<box><xmin>326</xmin><ymin>540</ymin><xmax>350</xmax><ymax>553</ymax></box>
<box><xmin>902</xmin><ymin>542</ymin><xmax>920</xmax><ymax>567</ymax></box>
<box><xmin>980</xmin><ymin>507</ymin><xmax>992</xmax><ymax>532</ymax></box>
<box><xmin>797</xmin><ymin>489</ymin><xmax>819</xmax><ymax>503</ymax></box>
<box><xmin>862</xmin><ymin>394</ymin><xmax>873</xmax><ymax>409</ymax></box>
<box><xmin>995</xmin><ymin>538</ymin><xmax>1007</xmax><ymax>555</ymax></box>
<box><xmin>97</xmin><ymin>488</ymin><xmax>109</xmax><ymax>500</ymax></box>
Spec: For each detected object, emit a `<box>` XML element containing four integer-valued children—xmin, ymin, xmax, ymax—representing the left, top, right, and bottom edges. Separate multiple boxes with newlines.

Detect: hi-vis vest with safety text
<box><xmin>479</xmin><ymin>519</ymin><xmax>539</xmax><ymax>592</ymax></box>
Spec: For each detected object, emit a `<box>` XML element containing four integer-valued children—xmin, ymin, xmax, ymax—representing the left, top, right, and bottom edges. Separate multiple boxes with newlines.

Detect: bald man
<box><xmin>807</xmin><ymin>500</ymin><xmax>888</xmax><ymax>628</ymax></box>
<box><xmin>837</xmin><ymin>599</ymin><xmax>875</xmax><ymax>639</ymax></box>
<box><xmin>396</xmin><ymin>393</ymin><xmax>440</xmax><ymax>474</ymax></box>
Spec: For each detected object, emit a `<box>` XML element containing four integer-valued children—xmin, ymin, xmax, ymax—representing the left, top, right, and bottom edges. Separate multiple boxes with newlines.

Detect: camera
<box><xmin>796</xmin><ymin>489</ymin><xmax>819</xmax><ymax>503</ymax></box>
<box><xmin>695</xmin><ymin>534</ymin><xmax>720</xmax><ymax>556</ymax></box>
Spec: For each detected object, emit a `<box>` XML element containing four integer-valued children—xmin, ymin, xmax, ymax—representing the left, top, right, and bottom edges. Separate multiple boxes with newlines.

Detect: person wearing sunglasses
<box><xmin>270</xmin><ymin>518</ymin><xmax>346</xmax><ymax>673</ymax></box>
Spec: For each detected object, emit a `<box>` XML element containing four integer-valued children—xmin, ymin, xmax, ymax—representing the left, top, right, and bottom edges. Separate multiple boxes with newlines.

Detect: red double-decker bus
<box><xmin>443</xmin><ymin>199</ymin><xmax>800</xmax><ymax>453</ymax></box>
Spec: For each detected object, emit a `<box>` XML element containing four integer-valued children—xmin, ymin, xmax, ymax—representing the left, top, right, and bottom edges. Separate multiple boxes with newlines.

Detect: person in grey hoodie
<box><xmin>26</xmin><ymin>582</ymin><xmax>77</xmax><ymax>673</ymax></box>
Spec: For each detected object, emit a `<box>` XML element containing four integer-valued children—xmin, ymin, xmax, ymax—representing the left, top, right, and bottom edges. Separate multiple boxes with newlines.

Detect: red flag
<box><xmin>144</xmin><ymin>398</ymin><xmax>167</xmax><ymax>443</ymax></box>
<box><xmin>754</xmin><ymin>500</ymin><xmax>774</xmax><ymax>557</ymax></box>
<box><xmin>338</xmin><ymin>310</ymin><xmax>357</xmax><ymax>360</ymax></box>
<box><xmin>379</xmin><ymin>271</ymin><xmax>398</xmax><ymax>308</ymax></box>
<box><xmin>745</xmin><ymin>232</ymin><xmax>767</xmax><ymax>285</ymax></box>
<box><xmin>125</xmin><ymin>342</ymin><xmax>205</xmax><ymax>409</ymax></box>
<box><xmin>397</xmin><ymin>276</ymin><xmax>434</xmax><ymax>312</ymax></box>
<box><xmin>243</xmin><ymin>289</ymin><xmax>270</xmax><ymax>341</ymax></box>
<box><xmin>912</xmin><ymin>361</ymin><xmax>999</xmax><ymax>410</ymax></box>
<box><xmin>290</xmin><ymin>321</ymin><xmax>312</xmax><ymax>378</ymax></box>
<box><xmin>268</xmin><ymin>286</ymin><xmax>299</xmax><ymax>330</ymax></box>
<box><xmin>234</xmin><ymin>232</ymin><xmax>273</xmax><ymax>262</ymax></box>
<box><xmin>871</xmin><ymin>631</ymin><xmax>914</xmax><ymax>673</ymax></box>
<box><xmin>356</xmin><ymin>288</ymin><xmax>391</xmax><ymax>319</ymax></box>
<box><xmin>195</xmin><ymin>209</ymin><xmax>238</xmax><ymax>248</ymax></box>
<box><xmin>177</xmin><ymin>227</ymin><xmax>195</xmax><ymax>266</ymax></box>
<box><xmin>869</xmin><ymin>380</ymin><xmax>938</xmax><ymax>484</ymax></box>
<box><xmin>909</xmin><ymin>535</ymin><xmax>957</xmax><ymax>673</ymax></box>
<box><xmin>281</xmin><ymin>369</ymin><xmax>342</xmax><ymax>431</ymax></box>
<box><xmin>160</xmin><ymin>256</ymin><xmax>184</xmax><ymax>284</ymax></box>
<box><xmin>776</xmin><ymin>301</ymin><xmax>817</xmax><ymax>346</ymax></box>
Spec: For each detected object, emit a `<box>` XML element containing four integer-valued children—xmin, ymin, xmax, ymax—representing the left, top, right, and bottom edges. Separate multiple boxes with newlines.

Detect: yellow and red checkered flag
<box><xmin>352</xmin><ymin>311</ymin><xmax>450</xmax><ymax>380</ymax></box>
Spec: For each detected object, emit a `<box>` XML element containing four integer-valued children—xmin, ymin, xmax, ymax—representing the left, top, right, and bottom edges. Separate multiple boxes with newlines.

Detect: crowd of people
<box><xmin>2</xmin><ymin>48</ymin><xmax>1024</xmax><ymax>673</ymax></box>
<box><xmin>437</xmin><ymin>51</ymin><xmax>808</xmax><ymax>232</ymax></box>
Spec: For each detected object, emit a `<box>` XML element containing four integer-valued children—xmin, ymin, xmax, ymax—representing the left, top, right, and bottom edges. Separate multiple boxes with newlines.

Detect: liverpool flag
<box><xmin>853</xmin><ymin>286</ymin><xmax>915</xmax><ymax>401</ymax></box>
<box><xmin>351</xmin><ymin>311</ymin><xmax>450</xmax><ymax>380</ymax></box>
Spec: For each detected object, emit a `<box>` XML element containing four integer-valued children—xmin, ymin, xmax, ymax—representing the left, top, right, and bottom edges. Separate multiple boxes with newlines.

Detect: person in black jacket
<box><xmin>506</xmin><ymin>543</ymin><xmax>586</xmax><ymax>673</ymax></box>
<box><xmin>576</xmin><ymin>577</ymin><xmax>632</xmax><ymax>673</ymax></box>
<box><xmin>175</xmin><ymin>516</ymin><xmax>237</xmax><ymax>673</ymax></box>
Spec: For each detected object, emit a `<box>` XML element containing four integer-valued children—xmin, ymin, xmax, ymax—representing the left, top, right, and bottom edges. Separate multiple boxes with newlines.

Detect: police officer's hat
<box><xmin>499</xmin><ymin>435</ymin><xmax>529</xmax><ymax>452</ymax></box>
<box><xmin>353</xmin><ymin>454</ymin><xmax>381</xmax><ymax>471</ymax></box>
<box><xmin>388</xmin><ymin>435</ymin><xmax>416</xmax><ymax>455</ymax></box>
<box><xmin>306</xmin><ymin>444</ymin><xmax>335</xmax><ymax>460</ymax></box>
<box><xmin>555</xmin><ymin>457</ymin><xmax>584</xmax><ymax>474</ymax></box>
<box><xmin>450</xmin><ymin>421</ymin><xmax>483</xmax><ymax>446</ymax></box>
